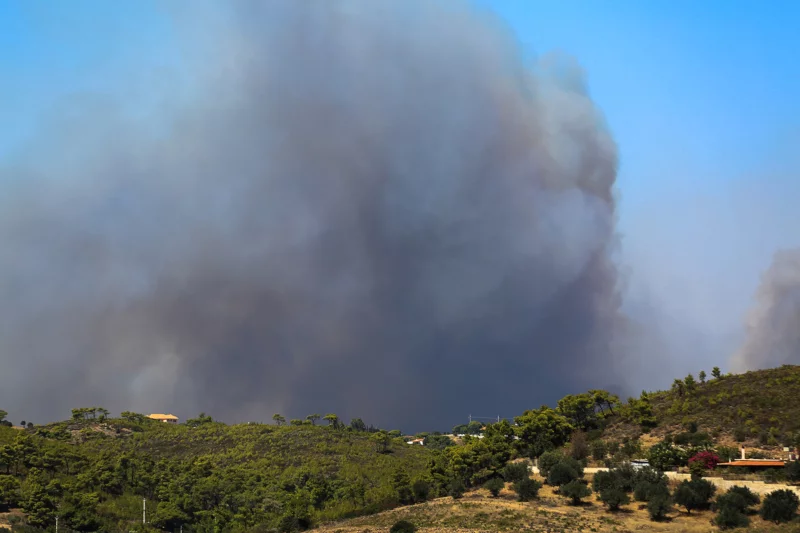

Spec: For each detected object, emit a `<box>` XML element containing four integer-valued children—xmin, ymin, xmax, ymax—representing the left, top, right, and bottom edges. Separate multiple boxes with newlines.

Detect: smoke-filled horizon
<box><xmin>0</xmin><ymin>0</ymin><xmax>629</xmax><ymax>430</ymax></box>
<box><xmin>2</xmin><ymin>0</ymin><xmax>796</xmax><ymax>432</ymax></box>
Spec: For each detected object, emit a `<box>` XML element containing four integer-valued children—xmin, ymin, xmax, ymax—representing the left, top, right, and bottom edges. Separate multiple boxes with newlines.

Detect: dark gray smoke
<box><xmin>732</xmin><ymin>249</ymin><xmax>800</xmax><ymax>371</ymax></box>
<box><xmin>0</xmin><ymin>0</ymin><xmax>624</xmax><ymax>430</ymax></box>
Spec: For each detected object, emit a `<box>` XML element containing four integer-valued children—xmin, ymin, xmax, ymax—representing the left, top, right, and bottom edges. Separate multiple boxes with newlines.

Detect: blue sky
<box><xmin>1</xmin><ymin>0</ymin><xmax>798</xmax><ymax>377</ymax></box>
<box><xmin>2</xmin><ymin>0</ymin><xmax>798</xmax><ymax>210</ymax></box>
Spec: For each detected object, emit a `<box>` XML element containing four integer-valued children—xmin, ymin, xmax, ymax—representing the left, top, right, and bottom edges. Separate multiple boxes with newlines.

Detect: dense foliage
<box><xmin>0</xmin><ymin>414</ymin><xmax>430</xmax><ymax>532</ymax></box>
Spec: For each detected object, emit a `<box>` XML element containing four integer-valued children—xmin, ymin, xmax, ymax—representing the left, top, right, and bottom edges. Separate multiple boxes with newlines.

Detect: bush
<box><xmin>448</xmin><ymin>478</ymin><xmax>465</xmax><ymax>499</ymax></box>
<box><xmin>634</xmin><ymin>480</ymin><xmax>668</xmax><ymax>502</ymax></box>
<box><xmin>411</xmin><ymin>479</ymin><xmax>430</xmax><ymax>502</ymax></box>
<box><xmin>688</xmin><ymin>451</ymin><xmax>720</xmax><ymax>470</ymax></box>
<box><xmin>511</xmin><ymin>476</ymin><xmax>542</xmax><ymax>502</ymax></box>
<box><xmin>717</xmin><ymin>486</ymin><xmax>760</xmax><ymax>513</ymax></box>
<box><xmin>547</xmin><ymin>462</ymin><xmax>580</xmax><ymax>487</ymax></box>
<box><xmin>501</xmin><ymin>462</ymin><xmax>529</xmax><ymax>483</ymax></box>
<box><xmin>786</xmin><ymin>460</ymin><xmax>800</xmax><ymax>483</ymax></box>
<box><xmin>647</xmin><ymin>494</ymin><xmax>673</xmax><ymax>521</ymax></box>
<box><xmin>760</xmin><ymin>489</ymin><xmax>799</xmax><ymax>523</ymax></box>
<box><xmin>537</xmin><ymin>451</ymin><xmax>564</xmax><ymax>479</ymax></box>
<box><xmin>560</xmin><ymin>480</ymin><xmax>592</xmax><ymax>505</ymax></box>
<box><xmin>673</xmin><ymin>478</ymin><xmax>715</xmax><ymax>514</ymax></box>
<box><xmin>599</xmin><ymin>488</ymin><xmax>629</xmax><ymax>511</ymax></box>
<box><xmin>484</xmin><ymin>477</ymin><xmax>505</xmax><ymax>498</ymax></box>
<box><xmin>591</xmin><ymin>440</ymin><xmax>608</xmax><ymax>461</ymax></box>
<box><xmin>714</xmin><ymin>505</ymin><xmax>749</xmax><ymax>530</ymax></box>
<box><xmin>592</xmin><ymin>470</ymin><xmax>619</xmax><ymax>494</ymax></box>
<box><xmin>390</xmin><ymin>520</ymin><xmax>417</xmax><ymax>533</ymax></box>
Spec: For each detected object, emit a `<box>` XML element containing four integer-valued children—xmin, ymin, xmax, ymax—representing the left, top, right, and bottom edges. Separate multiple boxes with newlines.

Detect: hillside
<box><xmin>2</xmin><ymin>365</ymin><xmax>800</xmax><ymax>533</ymax></box>
<box><xmin>316</xmin><ymin>479</ymin><xmax>800</xmax><ymax>533</ymax></box>
<box><xmin>605</xmin><ymin>364</ymin><xmax>800</xmax><ymax>447</ymax></box>
<box><xmin>0</xmin><ymin>417</ymin><xmax>431</xmax><ymax>532</ymax></box>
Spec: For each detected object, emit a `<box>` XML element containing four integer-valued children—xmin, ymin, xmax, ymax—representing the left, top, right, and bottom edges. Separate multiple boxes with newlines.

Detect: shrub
<box><xmin>547</xmin><ymin>462</ymin><xmax>580</xmax><ymax>487</ymax></box>
<box><xmin>448</xmin><ymin>478</ymin><xmax>465</xmax><ymax>499</ymax></box>
<box><xmin>484</xmin><ymin>477</ymin><xmax>505</xmax><ymax>498</ymax></box>
<box><xmin>537</xmin><ymin>451</ymin><xmax>564</xmax><ymax>479</ymax></box>
<box><xmin>786</xmin><ymin>460</ymin><xmax>800</xmax><ymax>483</ymax></box>
<box><xmin>501</xmin><ymin>462</ymin><xmax>529</xmax><ymax>483</ymax></box>
<box><xmin>592</xmin><ymin>470</ymin><xmax>619</xmax><ymax>494</ymax></box>
<box><xmin>390</xmin><ymin>520</ymin><xmax>417</xmax><ymax>533</ymax></box>
<box><xmin>717</xmin><ymin>486</ymin><xmax>760</xmax><ymax>513</ymax></box>
<box><xmin>673</xmin><ymin>478</ymin><xmax>715</xmax><ymax>514</ymax></box>
<box><xmin>560</xmin><ymin>480</ymin><xmax>592</xmax><ymax>505</ymax></box>
<box><xmin>760</xmin><ymin>489</ymin><xmax>799</xmax><ymax>523</ymax></box>
<box><xmin>634</xmin><ymin>480</ymin><xmax>668</xmax><ymax>502</ymax></box>
<box><xmin>599</xmin><ymin>488</ymin><xmax>629</xmax><ymax>511</ymax></box>
<box><xmin>714</xmin><ymin>506</ymin><xmax>749</xmax><ymax>530</ymax></box>
<box><xmin>591</xmin><ymin>440</ymin><xmax>608</xmax><ymax>461</ymax></box>
<box><xmin>411</xmin><ymin>479</ymin><xmax>430</xmax><ymax>502</ymax></box>
<box><xmin>688</xmin><ymin>451</ymin><xmax>720</xmax><ymax>470</ymax></box>
<box><xmin>512</xmin><ymin>476</ymin><xmax>542</xmax><ymax>502</ymax></box>
<box><xmin>647</xmin><ymin>494</ymin><xmax>672</xmax><ymax>521</ymax></box>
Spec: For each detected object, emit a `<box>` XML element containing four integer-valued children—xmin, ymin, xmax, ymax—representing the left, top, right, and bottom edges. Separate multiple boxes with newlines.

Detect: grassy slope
<box><xmin>605</xmin><ymin>364</ymin><xmax>800</xmax><ymax>444</ymax></box>
<box><xmin>318</xmin><ymin>476</ymin><xmax>800</xmax><ymax>533</ymax></box>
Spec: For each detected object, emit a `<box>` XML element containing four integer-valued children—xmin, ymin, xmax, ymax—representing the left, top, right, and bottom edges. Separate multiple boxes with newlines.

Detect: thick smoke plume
<box><xmin>732</xmin><ymin>249</ymin><xmax>800</xmax><ymax>371</ymax></box>
<box><xmin>0</xmin><ymin>0</ymin><xmax>624</xmax><ymax>430</ymax></box>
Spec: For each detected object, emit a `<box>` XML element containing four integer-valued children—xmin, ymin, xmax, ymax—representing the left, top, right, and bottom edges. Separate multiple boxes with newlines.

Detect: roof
<box><xmin>148</xmin><ymin>413</ymin><xmax>179</xmax><ymax>420</ymax></box>
<box><xmin>717</xmin><ymin>460</ymin><xmax>785</xmax><ymax>467</ymax></box>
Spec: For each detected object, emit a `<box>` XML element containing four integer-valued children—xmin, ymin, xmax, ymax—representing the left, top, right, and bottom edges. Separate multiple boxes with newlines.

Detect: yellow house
<box><xmin>148</xmin><ymin>413</ymin><xmax>179</xmax><ymax>424</ymax></box>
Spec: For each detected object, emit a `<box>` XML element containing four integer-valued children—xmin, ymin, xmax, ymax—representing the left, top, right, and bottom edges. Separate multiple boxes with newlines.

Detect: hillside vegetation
<box><xmin>606</xmin><ymin>364</ymin><xmax>800</xmax><ymax>446</ymax></box>
<box><xmin>0</xmin><ymin>415</ymin><xmax>430</xmax><ymax>533</ymax></box>
<box><xmin>2</xmin><ymin>365</ymin><xmax>800</xmax><ymax>533</ymax></box>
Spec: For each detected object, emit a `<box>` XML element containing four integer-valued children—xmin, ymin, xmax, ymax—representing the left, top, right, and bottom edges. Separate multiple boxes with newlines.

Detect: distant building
<box><xmin>717</xmin><ymin>446</ymin><xmax>786</xmax><ymax>468</ymax></box>
<box><xmin>148</xmin><ymin>413</ymin><xmax>179</xmax><ymax>424</ymax></box>
<box><xmin>406</xmin><ymin>438</ymin><xmax>424</xmax><ymax>445</ymax></box>
<box><xmin>631</xmin><ymin>459</ymin><xmax>650</xmax><ymax>470</ymax></box>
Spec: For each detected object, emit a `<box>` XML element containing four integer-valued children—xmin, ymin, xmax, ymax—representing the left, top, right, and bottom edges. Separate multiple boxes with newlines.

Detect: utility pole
<box><xmin>468</xmin><ymin>414</ymin><xmax>471</xmax><ymax>423</ymax></box>
<box><xmin>143</xmin><ymin>497</ymin><xmax>146</xmax><ymax>524</ymax></box>
<box><xmin>55</xmin><ymin>515</ymin><xmax>58</xmax><ymax>533</ymax></box>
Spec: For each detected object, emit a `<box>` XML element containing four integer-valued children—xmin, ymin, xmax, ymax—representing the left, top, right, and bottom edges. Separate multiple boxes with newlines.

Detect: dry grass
<box><xmin>317</xmin><ymin>477</ymin><xmax>800</xmax><ymax>533</ymax></box>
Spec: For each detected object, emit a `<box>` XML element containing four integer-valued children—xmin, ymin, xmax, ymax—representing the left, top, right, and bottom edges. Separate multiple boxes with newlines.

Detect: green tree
<box><xmin>484</xmin><ymin>477</ymin><xmax>504</xmax><ymax>497</ymax></box>
<box><xmin>647</xmin><ymin>494</ymin><xmax>673</xmax><ymax>521</ymax></box>
<box><xmin>712</xmin><ymin>366</ymin><xmax>722</xmax><ymax>379</ymax></box>
<box><xmin>785</xmin><ymin>460</ymin><xmax>800</xmax><ymax>482</ymax></box>
<box><xmin>557</xmin><ymin>393</ymin><xmax>597</xmax><ymax>429</ymax></box>
<box><xmin>411</xmin><ymin>478</ymin><xmax>431</xmax><ymax>502</ymax></box>
<box><xmin>322</xmin><ymin>414</ymin><xmax>339</xmax><ymax>429</ymax></box>
<box><xmin>547</xmin><ymin>462</ymin><xmax>581</xmax><ymax>487</ymax></box>
<box><xmin>673</xmin><ymin>478</ymin><xmax>715</xmax><ymax>514</ymax></box>
<box><xmin>714</xmin><ymin>505</ymin><xmax>749</xmax><ymax>530</ymax></box>
<box><xmin>589</xmin><ymin>389</ymin><xmax>619</xmax><ymax>415</ymax></box>
<box><xmin>448</xmin><ymin>478</ymin><xmax>466</xmax><ymax>499</ymax></box>
<box><xmin>511</xmin><ymin>476</ymin><xmax>541</xmax><ymax>502</ymax></box>
<box><xmin>671</xmin><ymin>379</ymin><xmax>685</xmax><ymax>397</ymax></box>
<box><xmin>760</xmin><ymin>489</ymin><xmax>799</xmax><ymax>523</ymax></box>
<box><xmin>372</xmin><ymin>430</ymin><xmax>392</xmax><ymax>454</ymax></box>
<box><xmin>647</xmin><ymin>441</ymin><xmax>686</xmax><ymax>471</ymax></box>
<box><xmin>684</xmin><ymin>374</ymin><xmax>697</xmax><ymax>392</ymax></box>
<box><xmin>272</xmin><ymin>413</ymin><xmax>286</xmax><ymax>426</ymax></box>
<box><xmin>0</xmin><ymin>411</ymin><xmax>7</xmax><ymax>423</ymax></box>
<box><xmin>392</xmin><ymin>469</ymin><xmax>413</xmax><ymax>505</ymax></box>
<box><xmin>599</xmin><ymin>487</ymin><xmax>629</xmax><ymax>511</ymax></box>
<box><xmin>591</xmin><ymin>440</ymin><xmax>608</xmax><ymax>461</ymax></box>
<box><xmin>501</xmin><ymin>462</ymin><xmax>529</xmax><ymax>483</ymax></box>
<box><xmin>20</xmin><ymin>468</ymin><xmax>55</xmax><ymax>528</ymax></box>
<box><xmin>560</xmin><ymin>480</ymin><xmax>591</xmax><ymax>505</ymax></box>
<box><xmin>514</xmin><ymin>407</ymin><xmax>573</xmax><ymax>458</ymax></box>
<box><xmin>306</xmin><ymin>414</ymin><xmax>320</xmax><ymax>426</ymax></box>
<box><xmin>698</xmin><ymin>370</ymin><xmax>706</xmax><ymax>384</ymax></box>
<box><xmin>349</xmin><ymin>418</ymin><xmax>367</xmax><ymax>432</ymax></box>
<box><xmin>290</xmin><ymin>419</ymin><xmax>304</xmax><ymax>426</ymax></box>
